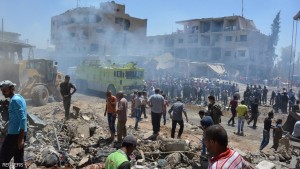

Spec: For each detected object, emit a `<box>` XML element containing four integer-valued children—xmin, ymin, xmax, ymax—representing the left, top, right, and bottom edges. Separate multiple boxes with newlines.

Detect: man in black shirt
<box><xmin>260</xmin><ymin>111</ymin><xmax>274</xmax><ymax>150</ymax></box>
<box><xmin>60</xmin><ymin>75</ymin><xmax>77</xmax><ymax>120</ymax></box>
<box><xmin>248</xmin><ymin>98</ymin><xmax>259</xmax><ymax>129</ymax></box>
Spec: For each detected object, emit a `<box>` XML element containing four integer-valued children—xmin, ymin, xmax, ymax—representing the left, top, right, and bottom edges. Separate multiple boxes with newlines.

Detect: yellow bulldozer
<box><xmin>0</xmin><ymin>59</ymin><xmax>63</xmax><ymax>106</ymax></box>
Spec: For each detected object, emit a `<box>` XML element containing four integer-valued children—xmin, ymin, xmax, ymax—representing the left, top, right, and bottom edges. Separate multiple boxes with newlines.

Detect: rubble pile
<box><xmin>19</xmin><ymin>99</ymin><xmax>300</xmax><ymax>169</ymax></box>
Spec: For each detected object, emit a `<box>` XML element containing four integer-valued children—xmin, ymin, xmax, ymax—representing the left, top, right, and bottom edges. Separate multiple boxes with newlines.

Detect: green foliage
<box><xmin>268</xmin><ymin>11</ymin><xmax>281</xmax><ymax>56</ymax></box>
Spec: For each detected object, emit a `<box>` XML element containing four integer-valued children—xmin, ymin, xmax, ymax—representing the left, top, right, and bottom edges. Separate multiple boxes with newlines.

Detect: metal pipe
<box><xmin>291</xmin><ymin>21</ymin><xmax>298</xmax><ymax>89</ymax></box>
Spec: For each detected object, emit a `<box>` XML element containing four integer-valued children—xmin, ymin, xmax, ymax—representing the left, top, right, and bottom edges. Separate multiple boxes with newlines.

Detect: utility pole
<box><xmin>290</xmin><ymin>11</ymin><xmax>300</xmax><ymax>89</ymax></box>
<box><xmin>242</xmin><ymin>0</ymin><xmax>244</xmax><ymax>17</ymax></box>
<box><xmin>1</xmin><ymin>18</ymin><xmax>3</xmax><ymax>39</ymax></box>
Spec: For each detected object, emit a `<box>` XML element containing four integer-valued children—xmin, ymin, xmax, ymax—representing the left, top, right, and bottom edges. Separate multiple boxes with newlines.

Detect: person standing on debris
<box><xmin>198</xmin><ymin>110</ymin><xmax>214</xmax><ymax>156</ymax></box>
<box><xmin>104</xmin><ymin>91</ymin><xmax>117</xmax><ymax>141</ymax></box>
<box><xmin>235</xmin><ymin>100</ymin><xmax>248</xmax><ymax>136</ymax></box>
<box><xmin>227</xmin><ymin>96</ymin><xmax>238</xmax><ymax>127</ymax></box>
<box><xmin>134</xmin><ymin>92</ymin><xmax>142</xmax><ymax>131</ymax></box>
<box><xmin>260</xmin><ymin>111</ymin><xmax>274</xmax><ymax>150</ymax></box>
<box><xmin>204</xmin><ymin>125</ymin><xmax>249</xmax><ymax>169</ymax></box>
<box><xmin>105</xmin><ymin>135</ymin><xmax>137</xmax><ymax>169</ymax></box>
<box><xmin>162</xmin><ymin>94</ymin><xmax>169</xmax><ymax>125</ymax></box>
<box><xmin>141</xmin><ymin>91</ymin><xmax>147</xmax><ymax>118</ymax></box>
<box><xmin>271</xmin><ymin>119</ymin><xmax>283</xmax><ymax>151</ymax></box>
<box><xmin>147</xmin><ymin>88</ymin><xmax>164</xmax><ymax>135</ymax></box>
<box><xmin>116</xmin><ymin>91</ymin><xmax>128</xmax><ymax>143</ymax></box>
<box><xmin>292</xmin><ymin>120</ymin><xmax>300</xmax><ymax>139</ymax></box>
<box><xmin>168</xmin><ymin>97</ymin><xmax>188</xmax><ymax>139</ymax></box>
<box><xmin>207</xmin><ymin>96</ymin><xmax>222</xmax><ymax>125</ymax></box>
<box><xmin>0</xmin><ymin>80</ymin><xmax>27</xmax><ymax>169</ymax></box>
<box><xmin>247</xmin><ymin>98</ymin><xmax>259</xmax><ymax>129</ymax></box>
<box><xmin>60</xmin><ymin>75</ymin><xmax>77</xmax><ymax>120</ymax></box>
<box><xmin>292</xmin><ymin>100</ymin><xmax>300</xmax><ymax>113</ymax></box>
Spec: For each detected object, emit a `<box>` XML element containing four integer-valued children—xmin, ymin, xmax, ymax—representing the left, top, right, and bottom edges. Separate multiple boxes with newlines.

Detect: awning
<box><xmin>207</xmin><ymin>64</ymin><xmax>226</xmax><ymax>74</ymax></box>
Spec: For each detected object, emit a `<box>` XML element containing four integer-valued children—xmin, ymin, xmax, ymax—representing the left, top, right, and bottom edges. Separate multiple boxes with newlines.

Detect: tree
<box><xmin>268</xmin><ymin>11</ymin><xmax>281</xmax><ymax>60</ymax></box>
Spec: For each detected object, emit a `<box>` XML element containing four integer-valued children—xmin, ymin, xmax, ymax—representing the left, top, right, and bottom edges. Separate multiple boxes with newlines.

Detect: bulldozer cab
<box><xmin>26</xmin><ymin>59</ymin><xmax>55</xmax><ymax>83</ymax></box>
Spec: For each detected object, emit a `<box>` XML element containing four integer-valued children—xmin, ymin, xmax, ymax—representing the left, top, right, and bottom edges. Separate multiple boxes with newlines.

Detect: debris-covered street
<box><xmin>19</xmin><ymin>89</ymin><xmax>299</xmax><ymax>169</ymax></box>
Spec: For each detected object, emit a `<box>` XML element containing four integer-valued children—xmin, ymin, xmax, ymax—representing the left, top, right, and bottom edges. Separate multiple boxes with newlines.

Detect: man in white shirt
<box><xmin>292</xmin><ymin>120</ymin><xmax>300</xmax><ymax>139</ymax></box>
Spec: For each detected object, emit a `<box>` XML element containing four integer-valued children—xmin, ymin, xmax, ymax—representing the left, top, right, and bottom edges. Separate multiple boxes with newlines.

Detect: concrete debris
<box><xmin>22</xmin><ymin>96</ymin><xmax>299</xmax><ymax>169</ymax></box>
<box><xmin>27</xmin><ymin>113</ymin><xmax>46</xmax><ymax>129</ymax></box>
<box><xmin>160</xmin><ymin>138</ymin><xmax>189</xmax><ymax>152</ymax></box>
<box><xmin>256</xmin><ymin>160</ymin><xmax>276</xmax><ymax>169</ymax></box>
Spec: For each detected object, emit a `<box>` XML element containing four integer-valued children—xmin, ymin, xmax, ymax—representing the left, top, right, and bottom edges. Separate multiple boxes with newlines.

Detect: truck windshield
<box><xmin>126</xmin><ymin>71</ymin><xmax>143</xmax><ymax>79</ymax></box>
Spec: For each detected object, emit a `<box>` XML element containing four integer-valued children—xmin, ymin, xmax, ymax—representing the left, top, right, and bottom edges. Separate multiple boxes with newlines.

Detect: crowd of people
<box><xmin>145</xmin><ymin>77</ymin><xmax>240</xmax><ymax>105</ymax></box>
<box><xmin>2</xmin><ymin>74</ymin><xmax>300</xmax><ymax>169</ymax></box>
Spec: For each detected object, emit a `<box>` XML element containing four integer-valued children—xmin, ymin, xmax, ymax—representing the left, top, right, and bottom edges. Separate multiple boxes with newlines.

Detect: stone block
<box><xmin>256</xmin><ymin>160</ymin><xmax>275</xmax><ymax>169</ymax></box>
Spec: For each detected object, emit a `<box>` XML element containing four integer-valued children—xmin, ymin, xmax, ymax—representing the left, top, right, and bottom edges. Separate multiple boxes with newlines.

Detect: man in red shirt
<box><xmin>104</xmin><ymin>91</ymin><xmax>117</xmax><ymax>141</ymax></box>
<box><xmin>204</xmin><ymin>125</ymin><xmax>249</xmax><ymax>169</ymax></box>
<box><xmin>227</xmin><ymin>96</ymin><xmax>238</xmax><ymax>126</ymax></box>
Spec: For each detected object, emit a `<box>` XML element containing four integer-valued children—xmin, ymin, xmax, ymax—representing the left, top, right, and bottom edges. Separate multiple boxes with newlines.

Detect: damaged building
<box><xmin>147</xmin><ymin>16</ymin><xmax>271</xmax><ymax>79</ymax></box>
<box><xmin>51</xmin><ymin>1</ymin><xmax>147</xmax><ymax>71</ymax></box>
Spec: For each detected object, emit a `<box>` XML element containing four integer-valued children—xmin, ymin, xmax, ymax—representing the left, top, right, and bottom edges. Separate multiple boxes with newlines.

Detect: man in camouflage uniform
<box><xmin>60</xmin><ymin>75</ymin><xmax>77</xmax><ymax>120</ymax></box>
<box><xmin>208</xmin><ymin>95</ymin><xmax>222</xmax><ymax>125</ymax></box>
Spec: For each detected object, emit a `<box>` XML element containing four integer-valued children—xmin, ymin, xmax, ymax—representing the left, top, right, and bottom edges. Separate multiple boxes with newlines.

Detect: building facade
<box><xmin>147</xmin><ymin>16</ymin><xmax>271</xmax><ymax>79</ymax></box>
<box><xmin>51</xmin><ymin>1</ymin><xmax>147</xmax><ymax>58</ymax></box>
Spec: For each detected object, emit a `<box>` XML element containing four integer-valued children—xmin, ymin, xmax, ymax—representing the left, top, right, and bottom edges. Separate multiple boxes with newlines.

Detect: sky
<box><xmin>0</xmin><ymin>0</ymin><xmax>299</xmax><ymax>55</ymax></box>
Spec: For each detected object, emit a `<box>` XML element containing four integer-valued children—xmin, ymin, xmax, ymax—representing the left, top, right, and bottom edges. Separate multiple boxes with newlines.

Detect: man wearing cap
<box><xmin>105</xmin><ymin>135</ymin><xmax>137</xmax><ymax>169</ymax></box>
<box><xmin>60</xmin><ymin>75</ymin><xmax>77</xmax><ymax>120</ymax></box>
<box><xmin>0</xmin><ymin>80</ymin><xmax>27</xmax><ymax>169</ymax></box>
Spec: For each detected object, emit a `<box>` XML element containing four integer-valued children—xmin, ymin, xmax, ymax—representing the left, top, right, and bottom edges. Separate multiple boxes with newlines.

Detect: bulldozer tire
<box><xmin>32</xmin><ymin>85</ymin><xmax>49</xmax><ymax>106</ymax></box>
<box><xmin>107</xmin><ymin>84</ymin><xmax>116</xmax><ymax>95</ymax></box>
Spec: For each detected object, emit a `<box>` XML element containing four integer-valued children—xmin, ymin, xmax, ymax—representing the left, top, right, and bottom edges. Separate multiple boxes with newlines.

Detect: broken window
<box><xmin>212</xmin><ymin>20</ymin><xmax>224</xmax><ymax>32</ymax></box>
<box><xmin>225</xmin><ymin>51</ymin><xmax>231</xmax><ymax>56</ymax></box>
<box><xmin>240</xmin><ymin>35</ymin><xmax>247</xmax><ymax>42</ymax></box>
<box><xmin>124</xmin><ymin>19</ymin><xmax>130</xmax><ymax>30</ymax></box>
<box><xmin>188</xmin><ymin>35</ymin><xmax>198</xmax><ymax>43</ymax></box>
<box><xmin>95</xmin><ymin>15</ymin><xmax>102</xmax><ymax>23</ymax></box>
<box><xmin>237</xmin><ymin>50</ymin><xmax>246</xmax><ymax>57</ymax></box>
<box><xmin>90</xmin><ymin>43</ymin><xmax>99</xmax><ymax>52</ymax></box>
<box><xmin>200</xmin><ymin>35</ymin><xmax>210</xmax><ymax>46</ymax></box>
<box><xmin>211</xmin><ymin>34</ymin><xmax>221</xmax><ymax>46</ymax></box>
<box><xmin>211</xmin><ymin>48</ymin><xmax>221</xmax><ymax>60</ymax></box>
<box><xmin>115</xmin><ymin>17</ymin><xmax>123</xmax><ymax>24</ymax></box>
<box><xmin>225</xmin><ymin>36</ymin><xmax>232</xmax><ymax>41</ymax></box>
<box><xmin>178</xmin><ymin>39</ymin><xmax>184</xmax><ymax>43</ymax></box>
<box><xmin>200</xmin><ymin>21</ymin><xmax>211</xmax><ymax>33</ymax></box>
<box><xmin>192</xmin><ymin>26</ymin><xmax>199</xmax><ymax>33</ymax></box>
<box><xmin>165</xmin><ymin>38</ymin><xmax>174</xmax><ymax>47</ymax></box>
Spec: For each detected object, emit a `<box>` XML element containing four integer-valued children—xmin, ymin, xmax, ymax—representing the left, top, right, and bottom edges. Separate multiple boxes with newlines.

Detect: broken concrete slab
<box><xmin>27</xmin><ymin>113</ymin><xmax>46</xmax><ymax>129</ymax></box>
<box><xmin>256</xmin><ymin>160</ymin><xmax>276</xmax><ymax>169</ymax></box>
<box><xmin>289</xmin><ymin>156</ymin><xmax>297</xmax><ymax>169</ymax></box>
<box><xmin>161</xmin><ymin>138</ymin><xmax>189</xmax><ymax>152</ymax></box>
<box><xmin>164</xmin><ymin>153</ymin><xmax>181</xmax><ymax>168</ymax></box>
<box><xmin>77</xmin><ymin>124</ymin><xmax>90</xmax><ymax>138</ymax></box>
<box><xmin>79</xmin><ymin>156</ymin><xmax>89</xmax><ymax>167</ymax></box>
<box><xmin>69</xmin><ymin>147</ymin><xmax>83</xmax><ymax>157</ymax></box>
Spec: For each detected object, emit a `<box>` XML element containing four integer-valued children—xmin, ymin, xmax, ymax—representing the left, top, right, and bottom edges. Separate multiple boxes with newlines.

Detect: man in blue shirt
<box><xmin>0</xmin><ymin>80</ymin><xmax>27</xmax><ymax>169</ymax></box>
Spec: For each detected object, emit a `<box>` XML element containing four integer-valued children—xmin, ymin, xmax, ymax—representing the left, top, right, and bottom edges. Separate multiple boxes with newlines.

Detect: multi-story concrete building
<box><xmin>51</xmin><ymin>1</ymin><xmax>147</xmax><ymax>60</ymax></box>
<box><xmin>147</xmin><ymin>16</ymin><xmax>271</xmax><ymax>79</ymax></box>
